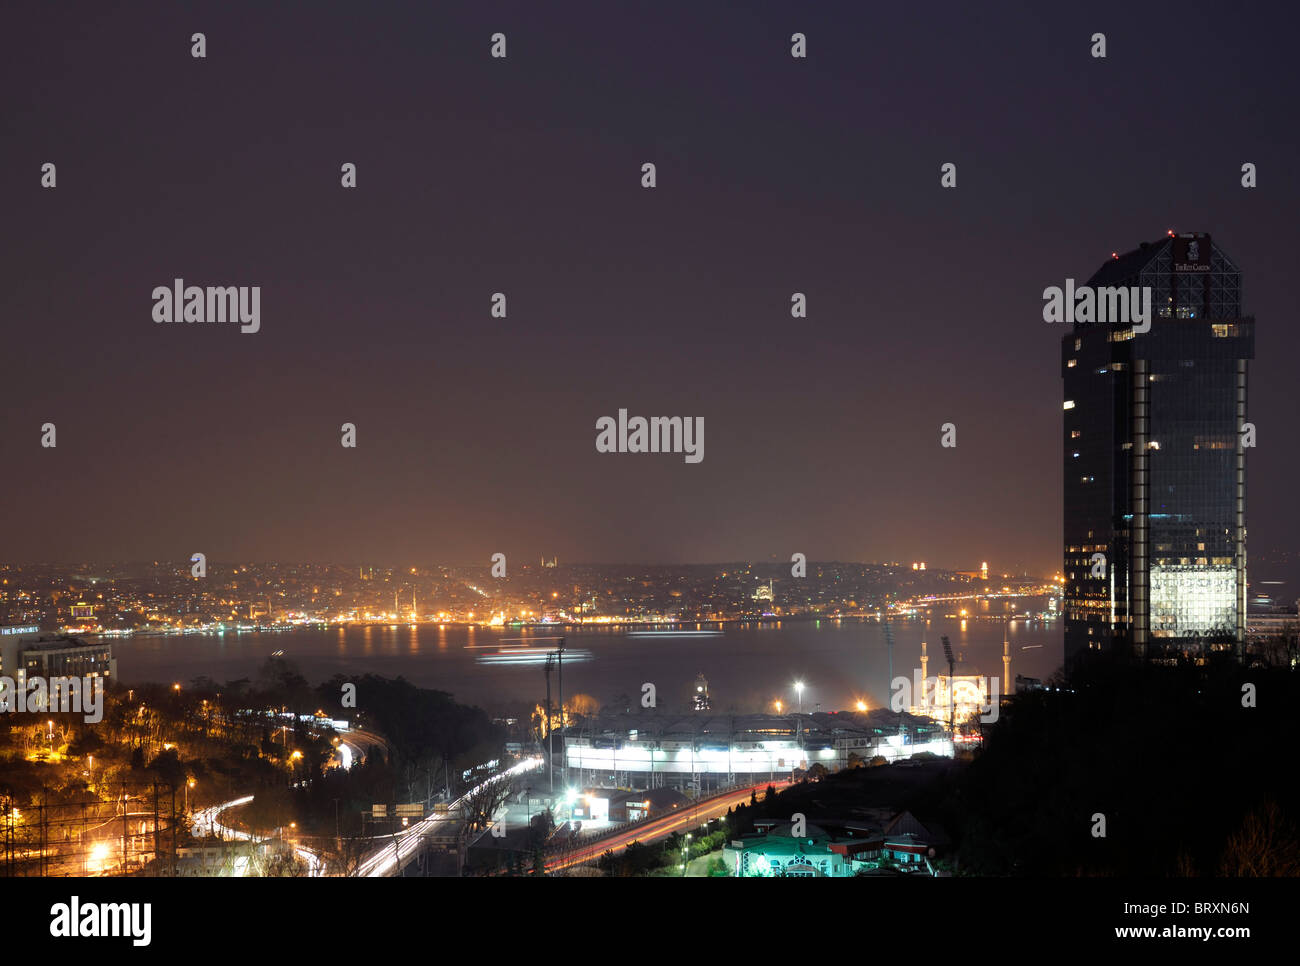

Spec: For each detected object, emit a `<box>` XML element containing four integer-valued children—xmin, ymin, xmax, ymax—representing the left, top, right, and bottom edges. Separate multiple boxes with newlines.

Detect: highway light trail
<box><xmin>547</xmin><ymin>780</ymin><xmax>791</xmax><ymax>873</ymax></box>
<box><xmin>357</xmin><ymin>756</ymin><xmax>543</xmax><ymax>877</ymax></box>
<box><xmin>192</xmin><ymin>795</ymin><xmax>323</xmax><ymax>877</ymax></box>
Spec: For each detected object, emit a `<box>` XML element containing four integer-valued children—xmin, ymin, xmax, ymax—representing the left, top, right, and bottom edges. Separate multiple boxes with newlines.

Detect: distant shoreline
<box><xmin>86</xmin><ymin>608</ymin><xmax>1058</xmax><ymax>639</ymax></box>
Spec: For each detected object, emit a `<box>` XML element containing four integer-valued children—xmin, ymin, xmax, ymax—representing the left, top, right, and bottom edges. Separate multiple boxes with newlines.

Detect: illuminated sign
<box><xmin>1173</xmin><ymin>234</ymin><xmax>1212</xmax><ymax>273</ymax></box>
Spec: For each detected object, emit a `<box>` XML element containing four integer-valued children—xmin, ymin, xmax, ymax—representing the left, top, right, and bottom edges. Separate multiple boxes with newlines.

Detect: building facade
<box><xmin>1062</xmin><ymin>232</ymin><xmax>1253</xmax><ymax>667</ymax></box>
<box><xmin>0</xmin><ymin>625</ymin><xmax>117</xmax><ymax>683</ymax></box>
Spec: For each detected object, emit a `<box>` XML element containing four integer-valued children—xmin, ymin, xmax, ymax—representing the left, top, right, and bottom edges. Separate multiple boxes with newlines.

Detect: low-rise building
<box><xmin>0</xmin><ymin>626</ymin><xmax>116</xmax><ymax>683</ymax></box>
<box><xmin>726</xmin><ymin>812</ymin><xmax>948</xmax><ymax>877</ymax></box>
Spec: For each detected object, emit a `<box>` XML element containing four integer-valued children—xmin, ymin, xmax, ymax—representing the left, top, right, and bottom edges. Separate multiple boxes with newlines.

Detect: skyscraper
<box><xmin>1062</xmin><ymin>232</ymin><xmax>1254</xmax><ymax>668</ymax></box>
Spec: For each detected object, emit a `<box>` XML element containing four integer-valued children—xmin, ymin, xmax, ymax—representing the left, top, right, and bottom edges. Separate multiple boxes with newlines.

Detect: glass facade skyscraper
<box><xmin>1062</xmin><ymin>232</ymin><xmax>1253</xmax><ymax>668</ymax></box>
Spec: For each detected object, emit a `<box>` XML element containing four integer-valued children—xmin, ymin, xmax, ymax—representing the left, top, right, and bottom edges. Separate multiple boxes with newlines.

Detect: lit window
<box><xmin>1063</xmin><ymin>400</ymin><xmax>1075</xmax><ymax>410</ymax></box>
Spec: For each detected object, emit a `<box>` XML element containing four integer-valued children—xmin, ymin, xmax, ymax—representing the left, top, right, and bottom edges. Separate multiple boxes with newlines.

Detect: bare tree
<box><xmin>331</xmin><ymin>834</ymin><xmax>373</xmax><ymax>877</ymax></box>
<box><xmin>460</xmin><ymin>777</ymin><xmax>514</xmax><ymax>833</ymax></box>
<box><xmin>1218</xmin><ymin>800</ymin><xmax>1300</xmax><ymax>876</ymax></box>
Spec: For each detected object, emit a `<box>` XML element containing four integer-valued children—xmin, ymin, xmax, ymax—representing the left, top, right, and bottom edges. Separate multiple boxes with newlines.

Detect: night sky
<box><xmin>3</xmin><ymin>1</ymin><xmax>1298</xmax><ymax>575</ymax></box>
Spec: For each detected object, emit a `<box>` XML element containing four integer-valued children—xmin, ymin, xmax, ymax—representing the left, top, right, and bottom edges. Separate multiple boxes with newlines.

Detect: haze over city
<box><xmin>4</xmin><ymin>1</ymin><xmax>1299</xmax><ymax>575</ymax></box>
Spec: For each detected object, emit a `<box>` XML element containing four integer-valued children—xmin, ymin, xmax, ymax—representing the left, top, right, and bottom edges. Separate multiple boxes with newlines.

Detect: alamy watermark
<box><xmin>152</xmin><ymin>278</ymin><xmax>260</xmax><ymax>333</ymax></box>
<box><xmin>50</xmin><ymin>896</ymin><xmax>150</xmax><ymax>946</ymax></box>
<box><xmin>0</xmin><ymin>674</ymin><xmax>104</xmax><ymax>723</ymax></box>
<box><xmin>1043</xmin><ymin>279</ymin><xmax>1151</xmax><ymax>333</ymax></box>
<box><xmin>595</xmin><ymin>409</ymin><xmax>704</xmax><ymax>464</ymax></box>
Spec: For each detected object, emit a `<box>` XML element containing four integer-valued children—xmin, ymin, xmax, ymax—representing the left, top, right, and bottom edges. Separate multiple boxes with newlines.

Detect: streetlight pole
<box><xmin>794</xmin><ymin>682</ymin><xmax>805</xmax><ymax>755</ymax></box>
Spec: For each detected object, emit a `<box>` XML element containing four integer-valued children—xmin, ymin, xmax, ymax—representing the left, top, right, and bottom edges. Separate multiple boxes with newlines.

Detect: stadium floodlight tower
<box><xmin>941</xmin><ymin>635</ymin><xmax>955</xmax><ymax>735</ymax></box>
<box><xmin>503</xmin><ymin>636</ymin><xmax>566</xmax><ymax>792</ymax></box>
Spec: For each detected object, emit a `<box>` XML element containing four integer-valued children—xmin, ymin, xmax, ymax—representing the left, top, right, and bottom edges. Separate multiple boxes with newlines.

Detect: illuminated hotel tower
<box><xmin>1061</xmin><ymin>232</ymin><xmax>1253</xmax><ymax>668</ymax></box>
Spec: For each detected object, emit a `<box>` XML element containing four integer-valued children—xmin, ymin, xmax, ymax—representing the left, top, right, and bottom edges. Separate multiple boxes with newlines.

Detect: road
<box><xmin>340</xmin><ymin>727</ymin><xmax>389</xmax><ymax>765</ymax></box>
<box><xmin>546</xmin><ymin>780</ymin><xmax>790</xmax><ymax>872</ymax></box>
<box><xmin>193</xmin><ymin>795</ymin><xmax>324</xmax><ymax>876</ymax></box>
<box><xmin>355</xmin><ymin>756</ymin><xmax>543</xmax><ymax>877</ymax></box>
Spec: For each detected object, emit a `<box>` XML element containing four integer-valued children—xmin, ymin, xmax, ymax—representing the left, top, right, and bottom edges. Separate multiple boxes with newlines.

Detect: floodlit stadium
<box><xmin>558</xmin><ymin>709</ymin><xmax>951</xmax><ymax>788</ymax></box>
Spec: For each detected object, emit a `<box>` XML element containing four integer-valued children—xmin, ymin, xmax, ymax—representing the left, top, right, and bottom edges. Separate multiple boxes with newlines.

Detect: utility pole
<box><xmin>544</xmin><ymin>653</ymin><xmax>554</xmax><ymax>794</ymax></box>
<box><xmin>170</xmin><ymin>784</ymin><xmax>177</xmax><ymax>877</ymax></box>
<box><xmin>152</xmin><ymin>783</ymin><xmax>159</xmax><ymax>876</ymax></box>
<box><xmin>121</xmin><ymin>784</ymin><xmax>128</xmax><ymax>875</ymax></box>
<box><xmin>40</xmin><ymin>787</ymin><xmax>48</xmax><ymax>877</ymax></box>
<box><xmin>941</xmin><ymin>635</ymin><xmax>956</xmax><ymax>737</ymax></box>
<box><xmin>557</xmin><ymin>637</ymin><xmax>565</xmax><ymax>748</ymax></box>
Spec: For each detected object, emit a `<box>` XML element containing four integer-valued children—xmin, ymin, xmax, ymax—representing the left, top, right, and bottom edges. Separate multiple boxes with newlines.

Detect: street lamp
<box><xmin>794</xmin><ymin>681</ymin><xmax>804</xmax><ymax>714</ymax></box>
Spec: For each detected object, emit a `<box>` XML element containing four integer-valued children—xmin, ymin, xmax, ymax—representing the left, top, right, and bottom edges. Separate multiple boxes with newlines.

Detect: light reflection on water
<box><xmin>113</xmin><ymin>604</ymin><xmax>1061</xmax><ymax>713</ymax></box>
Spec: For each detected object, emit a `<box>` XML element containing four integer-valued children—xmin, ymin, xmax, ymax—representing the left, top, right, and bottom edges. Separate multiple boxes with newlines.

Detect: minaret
<box><xmin>1003</xmin><ymin>639</ymin><xmax>1011</xmax><ymax>694</ymax></box>
<box><xmin>920</xmin><ymin>642</ymin><xmax>929</xmax><ymax>709</ymax></box>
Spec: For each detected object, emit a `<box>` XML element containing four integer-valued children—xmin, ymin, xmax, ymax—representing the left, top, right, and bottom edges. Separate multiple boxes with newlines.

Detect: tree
<box><xmin>148</xmin><ymin>747</ymin><xmax>186</xmax><ymax>789</ymax></box>
<box><xmin>460</xmin><ymin>776</ymin><xmax>514</xmax><ymax>832</ymax></box>
<box><xmin>1218</xmin><ymin>800</ymin><xmax>1300</xmax><ymax>876</ymax></box>
<box><xmin>331</xmin><ymin>834</ymin><xmax>373</xmax><ymax>877</ymax></box>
